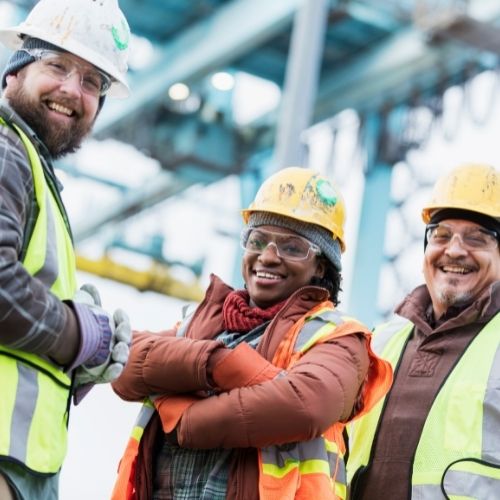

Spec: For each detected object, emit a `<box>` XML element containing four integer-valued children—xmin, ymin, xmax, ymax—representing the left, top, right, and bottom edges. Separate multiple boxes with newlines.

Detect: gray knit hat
<box><xmin>247</xmin><ymin>212</ymin><xmax>342</xmax><ymax>271</ymax></box>
<box><xmin>2</xmin><ymin>37</ymin><xmax>106</xmax><ymax>110</ymax></box>
<box><xmin>1</xmin><ymin>37</ymin><xmax>59</xmax><ymax>88</ymax></box>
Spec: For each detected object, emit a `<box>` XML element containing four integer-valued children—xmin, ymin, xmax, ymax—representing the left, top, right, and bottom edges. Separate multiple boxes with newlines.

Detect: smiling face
<box><xmin>423</xmin><ymin>219</ymin><xmax>500</xmax><ymax>318</ymax></box>
<box><xmin>241</xmin><ymin>225</ymin><xmax>326</xmax><ymax>309</ymax></box>
<box><xmin>4</xmin><ymin>54</ymin><xmax>99</xmax><ymax>158</ymax></box>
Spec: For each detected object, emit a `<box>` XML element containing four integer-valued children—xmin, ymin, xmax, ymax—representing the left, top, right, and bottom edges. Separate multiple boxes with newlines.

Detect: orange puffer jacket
<box><xmin>112</xmin><ymin>274</ymin><xmax>376</xmax><ymax>500</ymax></box>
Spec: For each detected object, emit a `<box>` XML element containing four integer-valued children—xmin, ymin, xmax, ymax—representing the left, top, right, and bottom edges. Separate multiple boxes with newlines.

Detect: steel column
<box><xmin>347</xmin><ymin>112</ymin><xmax>392</xmax><ymax>327</ymax></box>
<box><xmin>273</xmin><ymin>0</ymin><xmax>329</xmax><ymax>168</ymax></box>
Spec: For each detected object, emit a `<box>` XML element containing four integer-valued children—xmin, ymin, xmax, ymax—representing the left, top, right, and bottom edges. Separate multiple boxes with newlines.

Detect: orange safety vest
<box><xmin>257</xmin><ymin>303</ymin><xmax>392</xmax><ymax>500</ymax></box>
<box><xmin>112</xmin><ymin>302</ymin><xmax>392</xmax><ymax>500</ymax></box>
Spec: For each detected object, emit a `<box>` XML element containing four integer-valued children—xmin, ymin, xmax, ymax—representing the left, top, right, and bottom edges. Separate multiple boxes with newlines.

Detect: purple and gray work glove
<box><xmin>71</xmin><ymin>283</ymin><xmax>131</xmax><ymax>386</ymax></box>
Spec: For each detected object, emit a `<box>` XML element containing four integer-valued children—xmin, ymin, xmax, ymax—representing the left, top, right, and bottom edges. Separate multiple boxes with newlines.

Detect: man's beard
<box><xmin>7</xmin><ymin>80</ymin><xmax>94</xmax><ymax>159</ymax></box>
<box><xmin>436</xmin><ymin>284</ymin><xmax>474</xmax><ymax>311</ymax></box>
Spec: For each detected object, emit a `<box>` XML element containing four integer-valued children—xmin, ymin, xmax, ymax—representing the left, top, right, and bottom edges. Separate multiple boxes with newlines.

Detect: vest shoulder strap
<box><xmin>175</xmin><ymin>304</ymin><xmax>198</xmax><ymax>337</ymax></box>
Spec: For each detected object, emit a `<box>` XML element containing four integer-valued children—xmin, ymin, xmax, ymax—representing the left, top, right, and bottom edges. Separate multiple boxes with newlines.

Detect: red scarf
<box><xmin>222</xmin><ymin>290</ymin><xmax>286</xmax><ymax>332</ymax></box>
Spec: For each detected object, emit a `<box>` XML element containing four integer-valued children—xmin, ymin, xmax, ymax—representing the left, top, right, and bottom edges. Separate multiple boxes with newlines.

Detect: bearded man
<box><xmin>0</xmin><ymin>1</ymin><xmax>133</xmax><ymax>498</ymax></box>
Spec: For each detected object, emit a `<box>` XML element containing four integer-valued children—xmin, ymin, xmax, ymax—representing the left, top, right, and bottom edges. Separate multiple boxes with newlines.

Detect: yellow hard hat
<box><xmin>422</xmin><ymin>163</ymin><xmax>500</xmax><ymax>224</ymax></box>
<box><xmin>241</xmin><ymin>167</ymin><xmax>346</xmax><ymax>251</ymax></box>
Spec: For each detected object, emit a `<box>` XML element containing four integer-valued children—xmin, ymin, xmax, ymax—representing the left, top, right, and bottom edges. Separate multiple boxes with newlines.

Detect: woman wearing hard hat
<box><xmin>111</xmin><ymin>167</ymin><xmax>392</xmax><ymax>500</ymax></box>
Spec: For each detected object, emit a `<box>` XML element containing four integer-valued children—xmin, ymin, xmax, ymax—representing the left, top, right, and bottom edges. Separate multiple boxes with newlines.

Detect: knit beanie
<box><xmin>425</xmin><ymin>208</ymin><xmax>500</xmax><ymax>248</ymax></box>
<box><xmin>2</xmin><ymin>37</ymin><xmax>106</xmax><ymax>111</ymax></box>
<box><xmin>247</xmin><ymin>212</ymin><xmax>342</xmax><ymax>271</ymax></box>
<box><xmin>2</xmin><ymin>37</ymin><xmax>60</xmax><ymax>88</ymax></box>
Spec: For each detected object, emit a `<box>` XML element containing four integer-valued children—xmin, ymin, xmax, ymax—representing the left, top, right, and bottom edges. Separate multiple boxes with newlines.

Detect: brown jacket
<box><xmin>113</xmin><ymin>274</ymin><xmax>370</xmax><ymax>499</ymax></box>
<box><xmin>351</xmin><ymin>281</ymin><xmax>500</xmax><ymax>499</ymax></box>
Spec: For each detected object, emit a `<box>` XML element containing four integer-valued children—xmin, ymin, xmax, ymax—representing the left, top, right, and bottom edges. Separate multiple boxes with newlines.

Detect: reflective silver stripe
<box><xmin>443</xmin><ymin>469</ymin><xmax>500</xmax><ymax>498</ymax></box>
<box><xmin>135</xmin><ymin>403</ymin><xmax>155</xmax><ymax>429</ymax></box>
<box><xmin>262</xmin><ymin>437</ymin><xmax>326</xmax><ymax>466</ymax></box>
<box><xmin>315</xmin><ymin>310</ymin><xmax>345</xmax><ymax>325</ymax></box>
<box><xmin>176</xmin><ymin>310</ymin><xmax>195</xmax><ymax>338</ymax></box>
<box><xmin>372</xmin><ymin>315</ymin><xmax>411</xmax><ymax>354</ymax></box>
<box><xmin>295</xmin><ymin>318</ymin><xmax>326</xmax><ymax>349</ymax></box>
<box><xmin>33</xmin><ymin>192</ymin><xmax>58</xmax><ymax>288</ymax></box>
<box><xmin>262</xmin><ymin>438</ymin><xmax>339</xmax><ymax>478</ymax></box>
<box><xmin>335</xmin><ymin>456</ymin><xmax>346</xmax><ymax>484</ymax></box>
<box><xmin>295</xmin><ymin>310</ymin><xmax>345</xmax><ymax>349</ymax></box>
<box><xmin>9</xmin><ymin>363</ymin><xmax>38</xmax><ymax>462</ymax></box>
<box><xmin>411</xmin><ymin>483</ymin><xmax>444</xmax><ymax>499</ymax></box>
<box><xmin>483</xmin><ymin>341</ymin><xmax>500</xmax><ymax>456</ymax></box>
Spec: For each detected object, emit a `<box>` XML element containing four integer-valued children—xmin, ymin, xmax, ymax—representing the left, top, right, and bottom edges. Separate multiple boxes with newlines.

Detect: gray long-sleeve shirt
<box><xmin>0</xmin><ymin>100</ymin><xmax>78</xmax><ymax>363</ymax></box>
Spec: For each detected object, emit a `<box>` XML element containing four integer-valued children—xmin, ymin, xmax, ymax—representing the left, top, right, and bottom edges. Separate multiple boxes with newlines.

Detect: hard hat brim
<box><xmin>0</xmin><ymin>27</ymin><xmax>130</xmax><ymax>98</ymax></box>
<box><xmin>241</xmin><ymin>208</ymin><xmax>346</xmax><ymax>253</ymax></box>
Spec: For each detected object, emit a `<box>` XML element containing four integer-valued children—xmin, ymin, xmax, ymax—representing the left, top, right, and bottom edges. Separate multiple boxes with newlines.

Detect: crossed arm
<box><xmin>112</xmin><ymin>330</ymin><xmax>369</xmax><ymax>449</ymax></box>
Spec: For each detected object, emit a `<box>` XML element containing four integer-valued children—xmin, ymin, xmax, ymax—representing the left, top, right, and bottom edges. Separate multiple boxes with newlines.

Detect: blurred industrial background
<box><xmin>2</xmin><ymin>0</ymin><xmax>500</xmax><ymax>498</ymax></box>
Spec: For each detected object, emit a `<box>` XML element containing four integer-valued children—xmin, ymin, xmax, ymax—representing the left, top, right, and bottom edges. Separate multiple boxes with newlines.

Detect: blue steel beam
<box><xmin>95</xmin><ymin>0</ymin><xmax>303</xmax><ymax>136</ymax></box>
<box><xmin>315</xmin><ymin>27</ymin><xmax>475</xmax><ymax>122</ymax></box>
<box><xmin>249</xmin><ymin>18</ymin><xmax>494</xmax><ymax>142</ymax></box>
<box><xmin>314</xmin><ymin>5</ymin><xmax>500</xmax><ymax>122</ymax></box>
<box><xmin>343</xmin><ymin>1</ymin><xmax>405</xmax><ymax>32</ymax></box>
<box><xmin>72</xmin><ymin>118</ymin><xmax>237</xmax><ymax>242</ymax></box>
<box><xmin>73</xmin><ymin>172</ymin><xmax>193</xmax><ymax>242</ymax></box>
<box><xmin>347</xmin><ymin>111</ymin><xmax>392</xmax><ymax>327</ymax></box>
<box><xmin>274</xmin><ymin>0</ymin><xmax>329</xmax><ymax>168</ymax></box>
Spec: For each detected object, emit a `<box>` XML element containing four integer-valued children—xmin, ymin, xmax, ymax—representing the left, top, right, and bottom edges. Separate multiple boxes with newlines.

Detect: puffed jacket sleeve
<box><xmin>111</xmin><ymin>330</ymin><xmax>225</xmax><ymax>401</ymax></box>
<box><xmin>176</xmin><ymin>332</ymin><xmax>369</xmax><ymax>449</ymax></box>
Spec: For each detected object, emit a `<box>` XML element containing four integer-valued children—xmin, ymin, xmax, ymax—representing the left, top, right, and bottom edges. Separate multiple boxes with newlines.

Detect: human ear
<box><xmin>314</xmin><ymin>258</ymin><xmax>326</xmax><ymax>279</ymax></box>
<box><xmin>3</xmin><ymin>73</ymin><xmax>20</xmax><ymax>93</ymax></box>
<box><xmin>5</xmin><ymin>74</ymin><xmax>15</xmax><ymax>85</ymax></box>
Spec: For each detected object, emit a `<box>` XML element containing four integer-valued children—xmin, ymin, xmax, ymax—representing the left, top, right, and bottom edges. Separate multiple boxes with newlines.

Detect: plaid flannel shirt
<box><xmin>152</xmin><ymin>325</ymin><xmax>266</xmax><ymax>499</ymax></box>
<box><xmin>0</xmin><ymin>100</ymin><xmax>70</xmax><ymax>356</ymax></box>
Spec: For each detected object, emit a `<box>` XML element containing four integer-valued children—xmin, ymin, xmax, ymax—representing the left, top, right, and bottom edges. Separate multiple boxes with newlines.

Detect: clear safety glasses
<box><xmin>426</xmin><ymin>223</ymin><xmax>499</xmax><ymax>251</ymax></box>
<box><xmin>241</xmin><ymin>228</ymin><xmax>321</xmax><ymax>261</ymax></box>
<box><xmin>23</xmin><ymin>49</ymin><xmax>112</xmax><ymax>97</ymax></box>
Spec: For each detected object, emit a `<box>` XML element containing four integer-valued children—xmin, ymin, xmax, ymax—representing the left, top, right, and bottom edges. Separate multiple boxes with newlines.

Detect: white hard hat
<box><xmin>0</xmin><ymin>0</ymin><xmax>130</xmax><ymax>98</ymax></box>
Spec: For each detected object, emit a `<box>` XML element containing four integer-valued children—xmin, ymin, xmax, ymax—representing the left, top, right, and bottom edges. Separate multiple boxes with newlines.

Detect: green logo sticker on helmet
<box><xmin>316</xmin><ymin>179</ymin><xmax>337</xmax><ymax>207</ymax></box>
<box><xmin>112</xmin><ymin>20</ymin><xmax>130</xmax><ymax>51</ymax></box>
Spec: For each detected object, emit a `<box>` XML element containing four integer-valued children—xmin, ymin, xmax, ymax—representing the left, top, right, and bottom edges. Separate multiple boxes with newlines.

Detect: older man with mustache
<box><xmin>347</xmin><ymin>163</ymin><xmax>500</xmax><ymax>499</ymax></box>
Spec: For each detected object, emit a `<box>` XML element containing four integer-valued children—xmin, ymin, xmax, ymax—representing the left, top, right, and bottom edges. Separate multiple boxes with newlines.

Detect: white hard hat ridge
<box><xmin>0</xmin><ymin>0</ymin><xmax>131</xmax><ymax>98</ymax></box>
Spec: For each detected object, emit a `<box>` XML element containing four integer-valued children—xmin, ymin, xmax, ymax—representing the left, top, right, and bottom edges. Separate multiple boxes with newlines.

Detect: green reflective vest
<box><xmin>347</xmin><ymin>313</ymin><xmax>500</xmax><ymax>499</ymax></box>
<box><xmin>0</xmin><ymin>118</ymin><xmax>77</xmax><ymax>474</ymax></box>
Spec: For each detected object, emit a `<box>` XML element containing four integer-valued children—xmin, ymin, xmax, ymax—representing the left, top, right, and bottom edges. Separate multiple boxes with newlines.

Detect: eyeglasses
<box><xmin>23</xmin><ymin>49</ymin><xmax>112</xmax><ymax>97</ymax></box>
<box><xmin>241</xmin><ymin>228</ymin><xmax>321</xmax><ymax>261</ymax></box>
<box><xmin>426</xmin><ymin>223</ymin><xmax>499</xmax><ymax>251</ymax></box>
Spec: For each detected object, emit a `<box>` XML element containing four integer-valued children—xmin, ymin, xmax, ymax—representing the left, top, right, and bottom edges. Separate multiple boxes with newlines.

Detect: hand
<box><xmin>75</xmin><ymin>309</ymin><xmax>131</xmax><ymax>385</ymax></box>
<box><xmin>73</xmin><ymin>283</ymin><xmax>103</xmax><ymax>308</ymax></box>
<box><xmin>72</xmin><ymin>284</ymin><xmax>132</xmax><ymax>385</ymax></box>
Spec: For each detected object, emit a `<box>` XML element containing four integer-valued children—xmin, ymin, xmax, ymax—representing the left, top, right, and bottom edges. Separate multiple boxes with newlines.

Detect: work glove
<box><xmin>71</xmin><ymin>284</ymin><xmax>132</xmax><ymax>386</ymax></box>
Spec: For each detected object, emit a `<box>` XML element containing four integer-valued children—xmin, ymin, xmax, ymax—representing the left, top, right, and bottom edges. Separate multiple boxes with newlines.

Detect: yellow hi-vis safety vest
<box><xmin>0</xmin><ymin>118</ymin><xmax>77</xmax><ymax>474</ymax></box>
<box><xmin>347</xmin><ymin>313</ymin><xmax>500</xmax><ymax>499</ymax></box>
<box><xmin>111</xmin><ymin>302</ymin><xmax>392</xmax><ymax>500</ymax></box>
